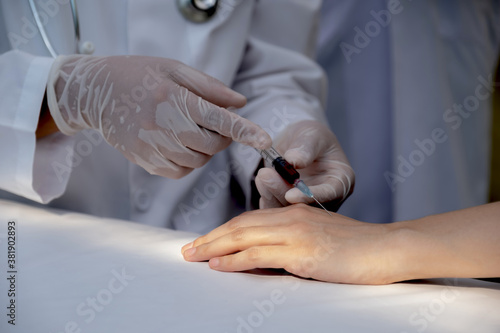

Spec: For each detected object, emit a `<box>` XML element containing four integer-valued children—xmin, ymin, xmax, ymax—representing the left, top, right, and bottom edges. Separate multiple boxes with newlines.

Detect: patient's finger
<box><xmin>183</xmin><ymin>226</ymin><xmax>287</xmax><ymax>261</ymax></box>
<box><xmin>208</xmin><ymin>245</ymin><xmax>292</xmax><ymax>272</ymax></box>
<box><xmin>185</xmin><ymin>206</ymin><xmax>308</xmax><ymax>251</ymax></box>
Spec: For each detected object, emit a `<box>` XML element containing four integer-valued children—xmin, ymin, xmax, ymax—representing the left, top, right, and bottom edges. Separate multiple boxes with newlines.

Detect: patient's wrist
<box><xmin>383</xmin><ymin>221</ymin><xmax>429</xmax><ymax>283</ymax></box>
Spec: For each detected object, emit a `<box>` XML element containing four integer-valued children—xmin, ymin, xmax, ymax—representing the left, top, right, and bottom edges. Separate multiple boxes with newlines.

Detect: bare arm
<box><xmin>35</xmin><ymin>93</ymin><xmax>58</xmax><ymax>139</ymax></box>
<box><xmin>393</xmin><ymin>202</ymin><xmax>500</xmax><ymax>282</ymax></box>
<box><xmin>182</xmin><ymin>202</ymin><xmax>500</xmax><ymax>284</ymax></box>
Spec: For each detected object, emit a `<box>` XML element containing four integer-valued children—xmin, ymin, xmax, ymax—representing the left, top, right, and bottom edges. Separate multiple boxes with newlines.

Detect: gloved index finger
<box><xmin>169</xmin><ymin>62</ymin><xmax>247</xmax><ymax>109</ymax></box>
<box><xmin>184</xmin><ymin>92</ymin><xmax>272</xmax><ymax>150</ymax></box>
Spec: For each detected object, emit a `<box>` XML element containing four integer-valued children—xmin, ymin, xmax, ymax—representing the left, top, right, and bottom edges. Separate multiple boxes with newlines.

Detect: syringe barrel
<box><xmin>272</xmin><ymin>157</ymin><xmax>300</xmax><ymax>185</ymax></box>
<box><xmin>258</xmin><ymin>147</ymin><xmax>281</xmax><ymax>165</ymax></box>
<box><xmin>256</xmin><ymin>147</ymin><xmax>301</xmax><ymax>184</ymax></box>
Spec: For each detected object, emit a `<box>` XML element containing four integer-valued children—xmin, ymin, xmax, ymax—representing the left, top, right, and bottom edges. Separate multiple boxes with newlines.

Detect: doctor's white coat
<box><xmin>0</xmin><ymin>0</ymin><xmax>326</xmax><ymax>233</ymax></box>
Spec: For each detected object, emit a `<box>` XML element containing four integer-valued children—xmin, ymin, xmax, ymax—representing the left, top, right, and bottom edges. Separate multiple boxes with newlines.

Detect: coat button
<box><xmin>79</xmin><ymin>41</ymin><xmax>95</xmax><ymax>55</ymax></box>
<box><xmin>134</xmin><ymin>190</ymin><xmax>151</xmax><ymax>212</ymax></box>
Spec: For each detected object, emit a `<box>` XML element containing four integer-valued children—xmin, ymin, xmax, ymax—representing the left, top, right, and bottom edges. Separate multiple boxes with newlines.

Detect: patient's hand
<box><xmin>181</xmin><ymin>204</ymin><xmax>400</xmax><ymax>285</ymax></box>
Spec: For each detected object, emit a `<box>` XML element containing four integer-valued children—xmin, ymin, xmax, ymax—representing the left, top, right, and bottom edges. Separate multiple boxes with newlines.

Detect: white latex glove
<box><xmin>47</xmin><ymin>55</ymin><xmax>271</xmax><ymax>178</ymax></box>
<box><xmin>255</xmin><ymin>120</ymin><xmax>354</xmax><ymax>212</ymax></box>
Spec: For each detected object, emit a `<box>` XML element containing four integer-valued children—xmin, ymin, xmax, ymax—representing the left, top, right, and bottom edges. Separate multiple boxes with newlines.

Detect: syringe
<box><xmin>256</xmin><ymin>147</ymin><xmax>332</xmax><ymax>216</ymax></box>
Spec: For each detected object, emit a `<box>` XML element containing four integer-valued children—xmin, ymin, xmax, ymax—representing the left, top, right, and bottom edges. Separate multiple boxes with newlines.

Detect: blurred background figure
<box><xmin>317</xmin><ymin>0</ymin><xmax>500</xmax><ymax>223</ymax></box>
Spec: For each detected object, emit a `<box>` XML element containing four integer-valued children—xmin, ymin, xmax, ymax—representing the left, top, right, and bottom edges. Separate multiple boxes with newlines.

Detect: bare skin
<box><xmin>181</xmin><ymin>202</ymin><xmax>500</xmax><ymax>285</ymax></box>
<box><xmin>35</xmin><ymin>93</ymin><xmax>58</xmax><ymax>139</ymax></box>
<box><xmin>36</xmin><ymin>107</ymin><xmax>58</xmax><ymax>139</ymax></box>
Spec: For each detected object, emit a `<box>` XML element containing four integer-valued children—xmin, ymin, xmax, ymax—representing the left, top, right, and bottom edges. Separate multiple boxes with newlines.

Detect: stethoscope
<box><xmin>28</xmin><ymin>0</ymin><xmax>219</xmax><ymax>58</ymax></box>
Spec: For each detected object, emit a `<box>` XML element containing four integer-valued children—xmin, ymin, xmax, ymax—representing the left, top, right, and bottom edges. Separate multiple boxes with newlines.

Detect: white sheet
<box><xmin>1</xmin><ymin>199</ymin><xmax>499</xmax><ymax>333</ymax></box>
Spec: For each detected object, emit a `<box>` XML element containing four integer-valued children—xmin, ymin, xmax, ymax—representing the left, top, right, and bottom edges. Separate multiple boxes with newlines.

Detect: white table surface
<box><xmin>0</xmin><ymin>199</ymin><xmax>499</xmax><ymax>333</ymax></box>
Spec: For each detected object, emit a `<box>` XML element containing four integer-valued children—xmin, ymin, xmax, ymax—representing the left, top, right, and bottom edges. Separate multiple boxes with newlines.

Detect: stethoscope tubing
<box><xmin>28</xmin><ymin>0</ymin><xmax>59</xmax><ymax>58</ymax></box>
<box><xmin>69</xmin><ymin>0</ymin><xmax>81</xmax><ymax>52</ymax></box>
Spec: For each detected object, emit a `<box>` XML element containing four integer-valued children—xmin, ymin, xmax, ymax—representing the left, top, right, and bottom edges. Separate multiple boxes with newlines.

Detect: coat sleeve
<box><xmin>228</xmin><ymin>0</ymin><xmax>328</xmax><ymax>208</ymax></box>
<box><xmin>0</xmin><ymin>49</ymin><xmax>75</xmax><ymax>203</ymax></box>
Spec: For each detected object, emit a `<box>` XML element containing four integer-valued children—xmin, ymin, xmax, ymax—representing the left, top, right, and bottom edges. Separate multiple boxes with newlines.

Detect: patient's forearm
<box><xmin>392</xmin><ymin>202</ymin><xmax>500</xmax><ymax>281</ymax></box>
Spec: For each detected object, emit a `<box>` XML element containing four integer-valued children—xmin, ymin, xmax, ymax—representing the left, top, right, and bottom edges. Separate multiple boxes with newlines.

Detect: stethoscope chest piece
<box><xmin>177</xmin><ymin>0</ymin><xmax>219</xmax><ymax>23</ymax></box>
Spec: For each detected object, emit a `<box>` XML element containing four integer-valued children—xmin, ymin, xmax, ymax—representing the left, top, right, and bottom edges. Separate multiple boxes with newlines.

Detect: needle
<box><xmin>294</xmin><ymin>179</ymin><xmax>333</xmax><ymax>216</ymax></box>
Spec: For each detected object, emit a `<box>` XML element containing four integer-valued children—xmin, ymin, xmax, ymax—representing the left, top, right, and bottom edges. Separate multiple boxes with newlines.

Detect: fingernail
<box><xmin>232</xmin><ymin>91</ymin><xmax>246</xmax><ymax>102</ymax></box>
<box><xmin>184</xmin><ymin>247</ymin><xmax>197</xmax><ymax>257</ymax></box>
<box><xmin>209</xmin><ymin>258</ymin><xmax>220</xmax><ymax>268</ymax></box>
<box><xmin>256</xmin><ymin>134</ymin><xmax>272</xmax><ymax>150</ymax></box>
<box><xmin>181</xmin><ymin>242</ymin><xmax>194</xmax><ymax>253</ymax></box>
<box><xmin>225</xmin><ymin>90</ymin><xmax>246</xmax><ymax>107</ymax></box>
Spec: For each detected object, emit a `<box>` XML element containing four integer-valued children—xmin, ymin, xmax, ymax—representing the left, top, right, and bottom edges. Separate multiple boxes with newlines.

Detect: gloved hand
<box><xmin>255</xmin><ymin>120</ymin><xmax>354</xmax><ymax>212</ymax></box>
<box><xmin>46</xmin><ymin>55</ymin><xmax>271</xmax><ymax>178</ymax></box>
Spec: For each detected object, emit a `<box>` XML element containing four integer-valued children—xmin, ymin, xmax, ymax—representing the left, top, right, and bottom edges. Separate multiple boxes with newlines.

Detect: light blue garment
<box><xmin>317</xmin><ymin>0</ymin><xmax>500</xmax><ymax>223</ymax></box>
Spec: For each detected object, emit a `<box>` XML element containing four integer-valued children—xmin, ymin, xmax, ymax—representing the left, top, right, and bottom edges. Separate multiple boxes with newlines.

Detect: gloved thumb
<box><xmin>255</xmin><ymin>168</ymin><xmax>291</xmax><ymax>208</ymax></box>
<box><xmin>277</xmin><ymin>121</ymin><xmax>332</xmax><ymax>169</ymax></box>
